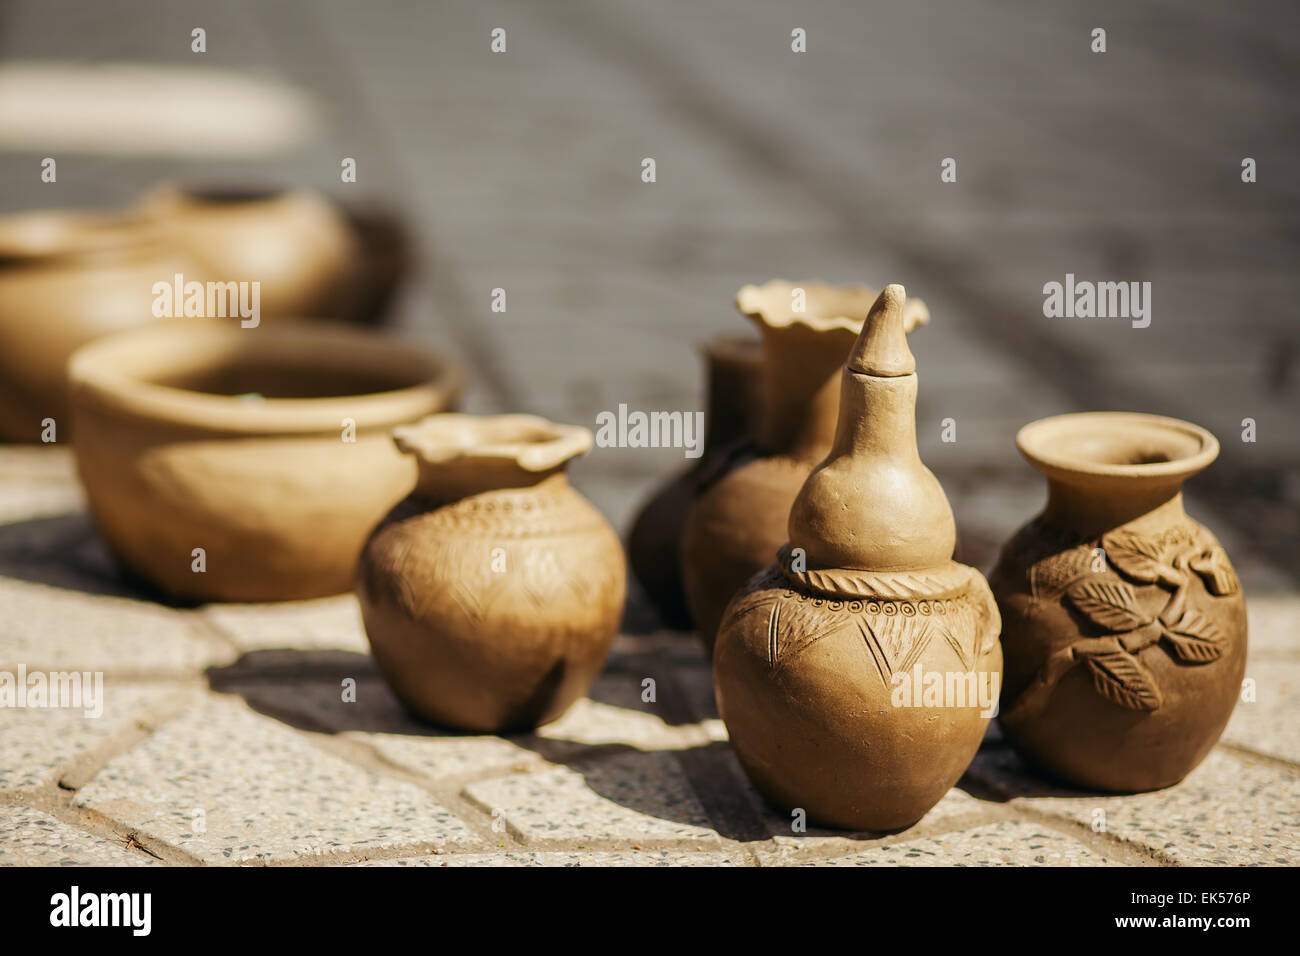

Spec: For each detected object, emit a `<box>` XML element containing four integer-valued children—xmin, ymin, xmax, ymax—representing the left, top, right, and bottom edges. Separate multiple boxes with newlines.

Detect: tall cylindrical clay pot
<box><xmin>357</xmin><ymin>414</ymin><xmax>627</xmax><ymax>733</ymax></box>
<box><xmin>713</xmin><ymin>285</ymin><xmax>1001</xmax><ymax>832</ymax></box>
<box><xmin>991</xmin><ymin>412</ymin><xmax>1247</xmax><ymax>792</ymax></box>
<box><xmin>681</xmin><ymin>280</ymin><xmax>929</xmax><ymax>649</ymax></box>
<box><xmin>627</xmin><ymin>335</ymin><xmax>762</xmax><ymax>629</ymax></box>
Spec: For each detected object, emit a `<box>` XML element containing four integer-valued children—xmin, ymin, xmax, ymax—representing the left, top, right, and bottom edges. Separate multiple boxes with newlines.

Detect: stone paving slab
<box><xmin>462</xmin><ymin>750</ymin><xmax>720</xmax><ymax>847</ymax></box>
<box><xmin>0</xmin><ymin>806</ymin><xmax>162</xmax><ymax>867</ymax></box>
<box><xmin>966</xmin><ymin>746</ymin><xmax>1300</xmax><ymax>866</ymax></box>
<box><xmin>807</xmin><ymin>820</ymin><xmax>1119</xmax><ymax>867</ymax></box>
<box><xmin>1225</xmin><ymin>656</ymin><xmax>1300</xmax><ymax>763</ymax></box>
<box><xmin>355</xmin><ymin>849</ymin><xmax>750</xmax><ymax>867</ymax></box>
<box><xmin>202</xmin><ymin>596</ymin><xmax>370</xmax><ymax>655</ymax></box>
<box><xmin>73</xmin><ymin>696</ymin><xmax>483</xmax><ymax>864</ymax></box>
<box><xmin>0</xmin><ymin>576</ymin><xmax>231</xmax><ymax>677</ymax></box>
<box><xmin>0</xmin><ymin>682</ymin><xmax>194</xmax><ymax>793</ymax></box>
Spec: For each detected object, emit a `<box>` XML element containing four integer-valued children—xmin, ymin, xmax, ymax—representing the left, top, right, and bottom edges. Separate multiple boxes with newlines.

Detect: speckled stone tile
<box><xmin>531</xmin><ymin>673</ymin><xmax>707</xmax><ymax>753</ymax></box>
<box><xmin>0</xmin><ymin>482</ymin><xmax>84</xmax><ymax>525</ymax></box>
<box><xmin>809</xmin><ymin>820</ymin><xmax>1118</xmax><ymax>866</ymax></box>
<box><xmin>0</xmin><ymin>806</ymin><xmax>162</xmax><ymax>866</ymax></box>
<box><xmin>462</xmin><ymin>750</ymin><xmax>720</xmax><ymax>845</ymax></box>
<box><xmin>202</xmin><ymin>595</ymin><xmax>370</xmax><ymax>654</ymax></box>
<box><xmin>222</xmin><ymin>676</ymin><xmax>541</xmax><ymax>782</ymax></box>
<box><xmin>967</xmin><ymin>746</ymin><xmax>1299</xmax><ymax>865</ymax></box>
<box><xmin>74</xmin><ymin>695</ymin><xmax>480</xmax><ymax>863</ymax></box>
<box><xmin>0</xmin><ymin>681</ymin><xmax>193</xmax><ymax>792</ymax></box>
<box><xmin>354</xmin><ymin>849</ymin><xmax>749</xmax><ymax>866</ymax></box>
<box><xmin>1225</xmin><ymin>656</ymin><xmax>1300</xmax><ymax>762</ymax></box>
<box><xmin>0</xmin><ymin>577</ymin><xmax>231</xmax><ymax>676</ymax></box>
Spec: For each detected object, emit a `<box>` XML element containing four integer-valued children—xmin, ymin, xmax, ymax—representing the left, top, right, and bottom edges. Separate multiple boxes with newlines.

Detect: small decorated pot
<box><xmin>991</xmin><ymin>412</ymin><xmax>1247</xmax><ymax>792</ymax></box>
<box><xmin>714</xmin><ymin>286</ymin><xmax>1001</xmax><ymax>831</ymax></box>
<box><xmin>357</xmin><ymin>414</ymin><xmax>627</xmax><ymax>732</ymax></box>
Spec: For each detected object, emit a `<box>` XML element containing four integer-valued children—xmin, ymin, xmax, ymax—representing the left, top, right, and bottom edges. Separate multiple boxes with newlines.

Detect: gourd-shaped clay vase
<box><xmin>135</xmin><ymin>183</ymin><xmax>360</xmax><ymax>320</ymax></box>
<box><xmin>991</xmin><ymin>412</ymin><xmax>1247</xmax><ymax>792</ymax></box>
<box><xmin>628</xmin><ymin>335</ymin><xmax>763</xmax><ymax>629</ymax></box>
<box><xmin>713</xmin><ymin>285</ymin><xmax>1002</xmax><ymax>832</ymax></box>
<box><xmin>682</xmin><ymin>280</ymin><xmax>929</xmax><ymax>650</ymax></box>
<box><xmin>357</xmin><ymin>414</ymin><xmax>627</xmax><ymax>732</ymax></box>
<box><xmin>0</xmin><ymin>210</ymin><xmax>195</xmax><ymax>441</ymax></box>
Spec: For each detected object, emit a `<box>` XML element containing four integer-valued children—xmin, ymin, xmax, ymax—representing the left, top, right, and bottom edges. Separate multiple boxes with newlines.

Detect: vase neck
<box><xmin>702</xmin><ymin>341</ymin><xmax>761</xmax><ymax>454</ymax></box>
<box><xmin>1043</xmin><ymin>477</ymin><xmax>1188</xmax><ymax>539</ymax></box>
<box><xmin>412</xmin><ymin>462</ymin><xmax>569</xmax><ymax>508</ymax></box>
<box><xmin>757</xmin><ymin>327</ymin><xmax>853</xmax><ymax>459</ymax></box>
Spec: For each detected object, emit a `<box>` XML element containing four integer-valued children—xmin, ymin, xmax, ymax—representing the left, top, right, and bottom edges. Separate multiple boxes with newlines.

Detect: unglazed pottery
<box><xmin>67</xmin><ymin>321</ymin><xmax>461</xmax><ymax>602</ymax></box>
<box><xmin>681</xmin><ymin>280</ymin><xmax>929</xmax><ymax>649</ymax></box>
<box><xmin>713</xmin><ymin>285</ymin><xmax>1001</xmax><ymax>831</ymax></box>
<box><xmin>356</xmin><ymin>414</ymin><xmax>626</xmax><ymax>732</ymax></box>
<box><xmin>135</xmin><ymin>183</ymin><xmax>360</xmax><ymax>321</ymax></box>
<box><xmin>628</xmin><ymin>334</ymin><xmax>762</xmax><ymax>629</ymax></box>
<box><xmin>0</xmin><ymin>210</ymin><xmax>194</xmax><ymax>441</ymax></box>
<box><xmin>991</xmin><ymin>412</ymin><xmax>1247</xmax><ymax>792</ymax></box>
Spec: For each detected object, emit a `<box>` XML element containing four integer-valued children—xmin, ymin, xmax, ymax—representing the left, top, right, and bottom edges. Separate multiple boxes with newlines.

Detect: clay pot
<box><xmin>134</xmin><ymin>183</ymin><xmax>360</xmax><ymax>321</ymax></box>
<box><xmin>67</xmin><ymin>321</ymin><xmax>462</xmax><ymax>602</ymax></box>
<box><xmin>627</xmin><ymin>335</ymin><xmax>763</xmax><ymax>629</ymax></box>
<box><xmin>714</xmin><ymin>285</ymin><xmax>1002</xmax><ymax>831</ymax></box>
<box><xmin>356</xmin><ymin>414</ymin><xmax>627</xmax><ymax>732</ymax></box>
<box><xmin>0</xmin><ymin>210</ymin><xmax>194</xmax><ymax>441</ymax></box>
<box><xmin>681</xmin><ymin>280</ymin><xmax>929</xmax><ymax>649</ymax></box>
<box><xmin>991</xmin><ymin>412</ymin><xmax>1247</xmax><ymax>792</ymax></box>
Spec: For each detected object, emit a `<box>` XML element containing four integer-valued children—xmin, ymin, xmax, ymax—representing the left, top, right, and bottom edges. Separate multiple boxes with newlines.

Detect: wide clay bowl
<box><xmin>68</xmin><ymin>321</ymin><xmax>462</xmax><ymax>602</ymax></box>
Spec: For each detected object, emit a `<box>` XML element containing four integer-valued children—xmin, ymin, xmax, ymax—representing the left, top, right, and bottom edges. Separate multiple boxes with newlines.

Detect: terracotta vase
<box><xmin>713</xmin><ymin>285</ymin><xmax>1002</xmax><ymax>831</ymax></box>
<box><xmin>991</xmin><ymin>412</ymin><xmax>1247</xmax><ymax>792</ymax></box>
<box><xmin>135</xmin><ymin>183</ymin><xmax>360</xmax><ymax>321</ymax></box>
<box><xmin>681</xmin><ymin>280</ymin><xmax>929</xmax><ymax>649</ymax></box>
<box><xmin>67</xmin><ymin>321</ymin><xmax>462</xmax><ymax>602</ymax></box>
<box><xmin>627</xmin><ymin>334</ymin><xmax>763</xmax><ymax>629</ymax></box>
<box><xmin>0</xmin><ymin>210</ymin><xmax>194</xmax><ymax>441</ymax></box>
<box><xmin>357</xmin><ymin>414</ymin><xmax>627</xmax><ymax>732</ymax></box>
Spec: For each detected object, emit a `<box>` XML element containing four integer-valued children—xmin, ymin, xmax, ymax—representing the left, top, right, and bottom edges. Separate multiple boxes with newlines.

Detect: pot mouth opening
<box><xmin>392</xmin><ymin>414</ymin><xmax>592</xmax><ymax>472</ymax></box>
<box><xmin>68</xmin><ymin>321</ymin><xmax>459</xmax><ymax>433</ymax></box>
<box><xmin>163</xmin><ymin>184</ymin><xmax>292</xmax><ymax>206</ymax></box>
<box><xmin>1017</xmin><ymin>412</ymin><xmax>1219</xmax><ymax>481</ymax></box>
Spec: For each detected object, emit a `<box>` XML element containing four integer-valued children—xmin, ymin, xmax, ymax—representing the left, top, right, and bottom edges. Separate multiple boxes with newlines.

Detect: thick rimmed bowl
<box><xmin>68</xmin><ymin>321</ymin><xmax>462</xmax><ymax>601</ymax></box>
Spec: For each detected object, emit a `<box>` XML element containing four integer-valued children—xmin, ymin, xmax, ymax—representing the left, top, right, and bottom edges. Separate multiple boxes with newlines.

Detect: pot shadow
<box><xmin>0</xmin><ymin>511</ymin><xmax>201</xmax><ymax>608</ymax></box>
<box><xmin>204</xmin><ymin>648</ymin><xmax>773</xmax><ymax>842</ymax></box>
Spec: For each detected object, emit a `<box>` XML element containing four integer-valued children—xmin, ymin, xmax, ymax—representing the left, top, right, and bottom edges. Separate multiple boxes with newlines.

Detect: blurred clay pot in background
<box><xmin>713</xmin><ymin>286</ymin><xmax>1001</xmax><ymax>831</ymax></box>
<box><xmin>0</xmin><ymin>210</ymin><xmax>194</xmax><ymax>441</ymax></box>
<box><xmin>627</xmin><ymin>334</ymin><xmax>762</xmax><ymax>629</ymax></box>
<box><xmin>681</xmin><ymin>280</ymin><xmax>929</xmax><ymax>649</ymax></box>
<box><xmin>67</xmin><ymin>321</ymin><xmax>461</xmax><ymax>602</ymax></box>
<box><xmin>991</xmin><ymin>412</ymin><xmax>1247</xmax><ymax>792</ymax></box>
<box><xmin>135</xmin><ymin>183</ymin><xmax>361</xmax><ymax>321</ymax></box>
<box><xmin>357</xmin><ymin>414</ymin><xmax>626</xmax><ymax>732</ymax></box>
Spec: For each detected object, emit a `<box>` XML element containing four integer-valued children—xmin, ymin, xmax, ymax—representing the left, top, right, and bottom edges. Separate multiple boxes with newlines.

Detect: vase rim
<box><xmin>735</xmin><ymin>278</ymin><xmax>930</xmax><ymax>339</ymax></box>
<box><xmin>1017</xmin><ymin>412</ymin><xmax>1219</xmax><ymax>484</ymax></box>
<box><xmin>393</xmin><ymin>413</ymin><xmax>592</xmax><ymax>472</ymax></box>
